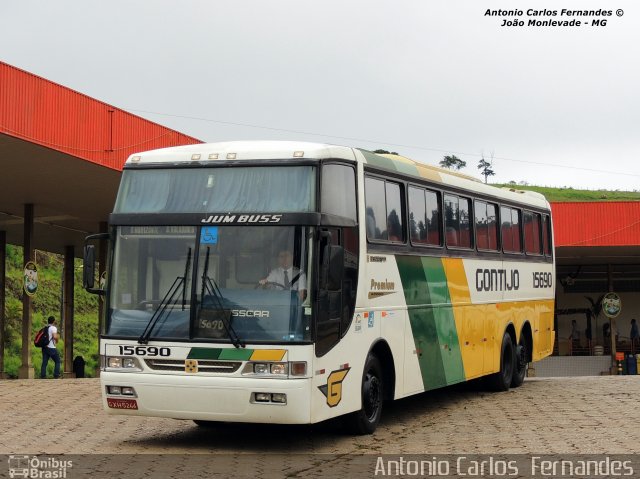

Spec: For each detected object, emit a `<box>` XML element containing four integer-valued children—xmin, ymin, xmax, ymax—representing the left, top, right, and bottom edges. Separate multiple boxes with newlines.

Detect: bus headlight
<box><xmin>269</xmin><ymin>363</ymin><xmax>288</xmax><ymax>375</ymax></box>
<box><xmin>108</xmin><ymin>357</ymin><xmax>122</xmax><ymax>368</ymax></box>
<box><xmin>105</xmin><ymin>356</ymin><xmax>142</xmax><ymax>371</ymax></box>
<box><xmin>242</xmin><ymin>361</ymin><xmax>306</xmax><ymax>377</ymax></box>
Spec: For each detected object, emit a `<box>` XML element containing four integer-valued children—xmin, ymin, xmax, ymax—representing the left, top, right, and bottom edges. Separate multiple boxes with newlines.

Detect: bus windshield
<box><xmin>107</xmin><ymin>225</ymin><xmax>314</xmax><ymax>343</ymax></box>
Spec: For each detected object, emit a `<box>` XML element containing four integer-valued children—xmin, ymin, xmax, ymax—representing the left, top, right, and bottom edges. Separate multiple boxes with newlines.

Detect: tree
<box><xmin>439</xmin><ymin>155</ymin><xmax>466</xmax><ymax>171</ymax></box>
<box><xmin>477</xmin><ymin>156</ymin><xmax>495</xmax><ymax>184</ymax></box>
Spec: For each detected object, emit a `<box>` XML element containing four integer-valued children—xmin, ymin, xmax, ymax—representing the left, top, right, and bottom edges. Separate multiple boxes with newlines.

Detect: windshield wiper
<box><xmin>138</xmin><ymin>247</ymin><xmax>192</xmax><ymax>344</ymax></box>
<box><xmin>200</xmin><ymin>246</ymin><xmax>245</xmax><ymax>349</ymax></box>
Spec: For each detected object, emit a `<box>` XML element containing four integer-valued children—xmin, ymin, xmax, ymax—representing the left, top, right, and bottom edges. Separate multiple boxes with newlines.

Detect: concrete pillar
<box><xmin>0</xmin><ymin>231</ymin><xmax>7</xmax><ymax>379</ymax></box>
<box><xmin>608</xmin><ymin>263</ymin><xmax>617</xmax><ymax>374</ymax></box>
<box><xmin>63</xmin><ymin>245</ymin><xmax>75</xmax><ymax>378</ymax></box>
<box><xmin>19</xmin><ymin>204</ymin><xmax>34</xmax><ymax>379</ymax></box>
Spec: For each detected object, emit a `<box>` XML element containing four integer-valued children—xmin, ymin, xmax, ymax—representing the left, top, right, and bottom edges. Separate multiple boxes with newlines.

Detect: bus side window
<box><xmin>321</xmin><ymin>164</ymin><xmax>357</xmax><ymax>221</ymax></box>
<box><xmin>543</xmin><ymin>214</ymin><xmax>553</xmax><ymax>256</ymax></box>
<box><xmin>501</xmin><ymin>206</ymin><xmax>514</xmax><ymax>252</ymax></box>
<box><xmin>445</xmin><ymin>194</ymin><xmax>472</xmax><ymax>248</ymax></box>
<box><xmin>524</xmin><ymin>211</ymin><xmax>542</xmax><ymax>255</ymax></box>
<box><xmin>365</xmin><ymin>177</ymin><xmax>386</xmax><ymax>240</ymax></box>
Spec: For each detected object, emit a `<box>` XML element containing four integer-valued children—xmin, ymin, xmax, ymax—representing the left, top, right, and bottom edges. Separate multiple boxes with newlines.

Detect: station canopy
<box><xmin>0</xmin><ymin>61</ymin><xmax>202</xmax><ymax>255</ymax></box>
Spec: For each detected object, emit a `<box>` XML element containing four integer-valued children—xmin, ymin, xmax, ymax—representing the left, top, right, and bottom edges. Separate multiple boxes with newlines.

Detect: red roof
<box><xmin>551</xmin><ymin>202</ymin><xmax>640</xmax><ymax>247</ymax></box>
<box><xmin>0</xmin><ymin>61</ymin><xmax>202</xmax><ymax>170</ymax></box>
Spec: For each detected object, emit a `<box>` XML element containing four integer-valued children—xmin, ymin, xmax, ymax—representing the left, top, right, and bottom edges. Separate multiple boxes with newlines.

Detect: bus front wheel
<box><xmin>488</xmin><ymin>333</ymin><xmax>515</xmax><ymax>392</ymax></box>
<box><xmin>344</xmin><ymin>354</ymin><xmax>383</xmax><ymax>435</ymax></box>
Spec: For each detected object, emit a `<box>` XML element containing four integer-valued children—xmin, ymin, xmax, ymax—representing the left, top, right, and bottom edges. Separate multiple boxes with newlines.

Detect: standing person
<box><xmin>40</xmin><ymin>316</ymin><xmax>61</xmax><ymax>379</ymax></box>
<box><xmin>631</xmin><ymin>319</ymin><xmax>639</xmax><ymax>353</ymax></box>
<box><xmin>568</xmin><ymin>319</ymin><xmax>580</xmax><ymax>355</ymax></box>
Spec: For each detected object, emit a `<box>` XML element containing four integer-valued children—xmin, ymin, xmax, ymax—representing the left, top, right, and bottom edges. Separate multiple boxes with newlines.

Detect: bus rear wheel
<box><xmin>511</xmin><ymin>336</ymin><xmax>528</xmax><ymax>388</ymax></box>
<box><xmin>488</xmin><ymin>332</ymin><xmax>515</xmax><ymax>392</ymax></box>
<box><xmin>344</xmin><ymin>354</ymin><xmax>383</xmax><ymax>435</ymax></box>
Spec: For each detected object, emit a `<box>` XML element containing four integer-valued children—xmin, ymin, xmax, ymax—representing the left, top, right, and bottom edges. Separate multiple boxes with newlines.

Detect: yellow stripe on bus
<box><xmin>250</xmin><ymin>349</ymin><xmax>287</xmax><ymax>361</ymax></box>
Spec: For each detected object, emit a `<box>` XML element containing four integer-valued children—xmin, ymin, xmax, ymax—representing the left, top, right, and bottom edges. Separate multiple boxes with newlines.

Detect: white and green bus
<box><xmin>84</xmin><ymin>141</ymin><xmax>555</xmax><ymax>434</ymax></box>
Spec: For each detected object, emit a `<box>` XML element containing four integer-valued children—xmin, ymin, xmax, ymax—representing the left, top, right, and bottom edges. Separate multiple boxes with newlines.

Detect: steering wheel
<box><xmin>136</xmin><ymin>300</ymin><xmax>161</xmax><ymax>310</ymax></box>
<box><xmin>255</xmin><ymin>281</ymin><xmax>287</xmax><ymax>290</ymax></box>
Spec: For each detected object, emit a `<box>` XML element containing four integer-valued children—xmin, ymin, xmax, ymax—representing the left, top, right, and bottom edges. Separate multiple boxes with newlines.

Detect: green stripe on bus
<box><xmin>218</xmin><ymin>348</ymin><xmax>254</xmax><ymax>360</ymax></box>
<box><xmin>187</xmin><ymin>348</ymin><xmax>223</xmax><ymax>360</ymax></box>
<box><xmin>359</xmin><ymin>149</ymin><xmax>398</xmax><ymax>171</ymax></box>
<box><xmin>187</xmin><ymin>348</ymin><xmax>255</xmax><ymax>360</ymax></box>
<box><xmin>396</xmin><ymin>256</ymin><xmax>465</xmax><ymax>390</ymax></box>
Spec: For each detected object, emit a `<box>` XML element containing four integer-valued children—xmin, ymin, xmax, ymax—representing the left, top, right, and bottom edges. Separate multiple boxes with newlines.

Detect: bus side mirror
<box><xmin>325</xmin><ymin>245</ymin><xmax>344</xmax><ymax>291</ymax></box>
<box><xmin>83</xmin><ymin>245</ymin><xmax>96</xmax><ymax>290</ymax></box>
<box><xmin>83</xmin><ymin>232</ymin><xmax>109</xmax><ymax>295</ymax></box>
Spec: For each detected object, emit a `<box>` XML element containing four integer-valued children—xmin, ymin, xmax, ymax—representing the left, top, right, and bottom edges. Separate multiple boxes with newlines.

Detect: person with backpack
<box><xmin>38</xmin><ymin>316</ymin><xmax>61</xmax><ymax>379</ymax></box>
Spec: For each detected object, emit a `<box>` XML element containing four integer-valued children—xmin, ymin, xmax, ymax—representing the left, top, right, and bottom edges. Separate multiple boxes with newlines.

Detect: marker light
<box><xmin>290</xmin><ymin>362</ymin><xmax>307</xmax><ymax>377</ymax></box>
<box><xmin>293</xmin><ymin>151</ymin><xmax>304</xmax><ymax>158</ymax></box>
<box><xmin>226</xmin><ymin>153</ymin><xmax>237</xmax><ymax>159</ymax></box>
<box><xmin>130</xmin><ymin>155</ymin><xmax>141</xmax><ymax>163</ymax></box>
<box><xmin>191</xmin><ymin>154</ymin><xmax>201</xmax><ymax>160</ymax></box>
<box><xmin>208</xmin><ymin>153</ymin><xmax>219</xmax><ymax>160</ymax></box>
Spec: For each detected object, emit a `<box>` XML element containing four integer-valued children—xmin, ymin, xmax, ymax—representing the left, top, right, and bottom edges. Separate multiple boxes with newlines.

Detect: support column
<box><xmin>96</xmin><ymin>221</ymin><xmax>107</xmax><ymax>377</ymax></box>
<box><xmin>0</xmin><ymin>231</ymin><xmax>7</xmax><ymax>379</ymax></box>
<box><xmin>19</xmin><ymin>204</ymin><xmax>34</xmax><ymax>379</ymax></box>
<box><xmin>63</xmin><ymin>245</ymin><xmax>75</xmax><ymax>378</ymax></box>
<box><xmin>608</xmin><ymin>263</ymin><xmax>617</xmax><ymax>374</ymax></box>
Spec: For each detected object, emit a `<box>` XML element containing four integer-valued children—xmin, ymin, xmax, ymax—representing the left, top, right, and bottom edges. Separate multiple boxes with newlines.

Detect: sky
<box><xmin>1</xmin><ymin>1</ymin><xmax>638</xmax><ymax>190</ymax></box>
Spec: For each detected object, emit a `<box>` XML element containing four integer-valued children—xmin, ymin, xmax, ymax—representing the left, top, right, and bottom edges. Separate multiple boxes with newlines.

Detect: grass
<box><xmin>2</xmin><ymin>245</ymin><xmax>99</xmax><ymax>378</ymax></box>
<box><xmin>491</xmin><ymin>184</ymin><xmax>640</xmax><ymax>202</ymax></box>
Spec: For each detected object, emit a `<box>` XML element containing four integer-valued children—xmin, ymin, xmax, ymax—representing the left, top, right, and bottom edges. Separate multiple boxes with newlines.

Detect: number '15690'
<box><xmin>118</xmin><ymin>345</ymin><xmax>171</xmax><ymax>356</ymax></box>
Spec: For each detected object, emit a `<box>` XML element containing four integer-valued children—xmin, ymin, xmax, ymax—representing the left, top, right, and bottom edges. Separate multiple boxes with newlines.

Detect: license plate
<box><xmin>107</xmin><ymin>398</ymin><xmax>138</xmax><ymax>410</ymax></box>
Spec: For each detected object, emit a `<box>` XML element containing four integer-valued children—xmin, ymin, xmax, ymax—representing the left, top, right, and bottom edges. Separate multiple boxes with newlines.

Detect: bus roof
<box><xmin>127</xmin><ymin>141</ymin><xmax>550</xmax><ymax>210</ymax></box>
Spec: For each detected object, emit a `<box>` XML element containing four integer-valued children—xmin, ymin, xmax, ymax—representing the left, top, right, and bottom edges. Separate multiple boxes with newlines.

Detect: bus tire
<box><xmin>344</xmin><ymin>354</ymin><xmax>383</xmax><ymax>435</ymax></box>
<box><xmin>511</xmin><ymin>336</ymin><xmax>528</xmax><ymax>388</ymax></box>
<box><xmin>488</xmin><ymin>333</ymin><xmax>515</xmax><ymax>392</ymax></box>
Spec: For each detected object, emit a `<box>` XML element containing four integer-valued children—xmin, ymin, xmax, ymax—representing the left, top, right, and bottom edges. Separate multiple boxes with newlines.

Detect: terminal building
<box><xmin>1</xmin><ymin>61</ymin><xmax>639</xmax><ymax>378</ymax></box>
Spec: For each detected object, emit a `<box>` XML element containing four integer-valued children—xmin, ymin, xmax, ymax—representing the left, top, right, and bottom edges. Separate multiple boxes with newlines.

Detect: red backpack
<box><xmin>34</xmin><ymin>325</ymin><xmax>50</xmax><ymax>348</ymax></box>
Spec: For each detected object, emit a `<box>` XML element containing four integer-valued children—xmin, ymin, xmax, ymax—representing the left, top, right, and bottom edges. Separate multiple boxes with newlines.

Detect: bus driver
<box><xmin>259</xmin><ymin>250</ymin><xmax>307</xmax><ymax>300</ymax></box>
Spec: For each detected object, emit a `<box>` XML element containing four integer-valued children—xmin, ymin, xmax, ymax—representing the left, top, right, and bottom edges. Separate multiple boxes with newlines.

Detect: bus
<box><xmin>83</xmin><ymin>141</ymin><xmax>555</xmax><ymax>434</ymax></box>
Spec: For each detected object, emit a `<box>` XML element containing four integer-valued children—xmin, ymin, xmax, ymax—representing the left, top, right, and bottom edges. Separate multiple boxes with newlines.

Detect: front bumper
<box><xmin>100</xmin><ymin>371</ymin><xmax>312</xmax><ymax>424</ymax></box>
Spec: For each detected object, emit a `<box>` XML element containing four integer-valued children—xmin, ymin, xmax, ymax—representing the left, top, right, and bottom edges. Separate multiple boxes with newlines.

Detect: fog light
<box><xmin>255</xmin><ymin>392</ymin><xmax>270</xmax><ymax>402</ymax></box>
<box><xmin>290</xmin><ymin>362</ymin><xmax>307</xmax><ymax>376</ymax></box>
<box><xmin>270</xmin><ymin>363</ymin><xmax>287</xmax><ymax>375</ymax></box>
<box><xmin>254</xmin><ymin>363</ymin><xmax>269</xmax><ymax>374</ymax></box>
<box><xmin>108</xmin><ymin>357</ymin><xmax>122</xmax><ymax>369</ymax></box>
<box><xmin>107</xmin><ymin>385</ymin><xmax>122</xmax><ymax>395</ymax></box>
<box><xmin>121</xmin><ymin>387</ymin><xmax>136</xmax><ymax>396</ymax></box>
<box><xmin>271</xmin><ymin>393</ymin><xmax>286</xmax><ymax>404</ymax></box>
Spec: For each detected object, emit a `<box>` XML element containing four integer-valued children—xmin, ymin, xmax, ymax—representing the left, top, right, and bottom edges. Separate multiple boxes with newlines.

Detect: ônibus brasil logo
<box><xmin>8</xmin><ymin>455</ymin><xmax>73</xmax><ymax>479</ymax></box>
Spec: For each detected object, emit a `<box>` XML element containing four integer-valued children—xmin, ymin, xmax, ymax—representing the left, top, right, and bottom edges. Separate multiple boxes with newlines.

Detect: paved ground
<box><xmin>1</xmin><ymin>376</ymin><xmax>639</xmax><ymax>455</ymax></box>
